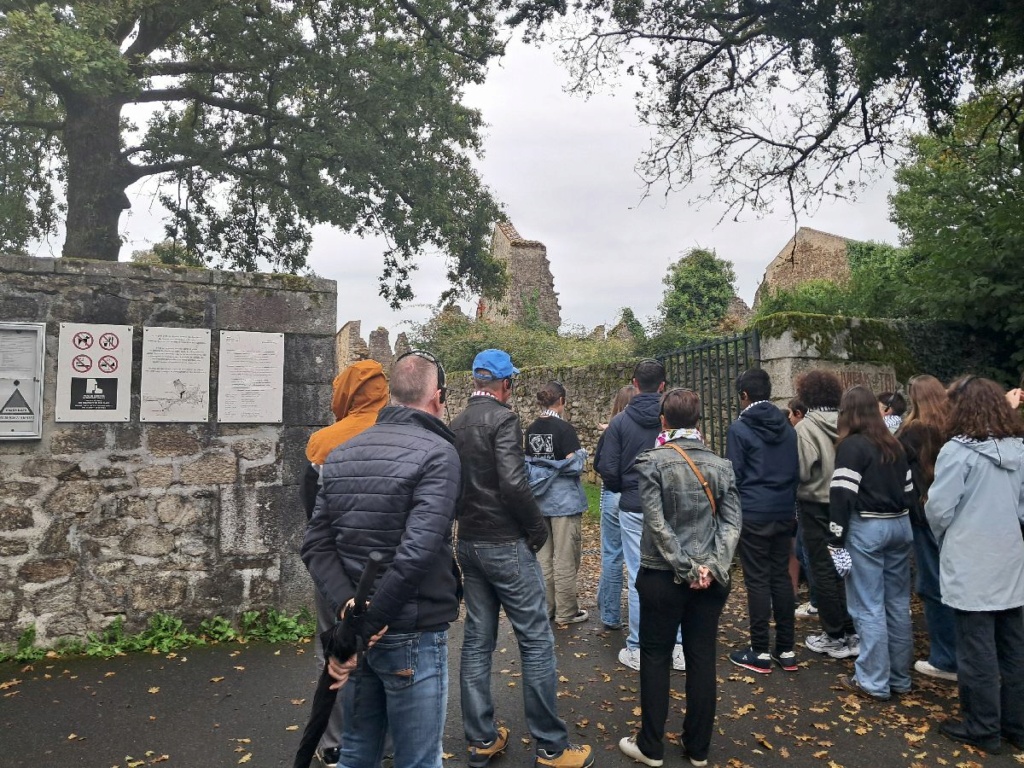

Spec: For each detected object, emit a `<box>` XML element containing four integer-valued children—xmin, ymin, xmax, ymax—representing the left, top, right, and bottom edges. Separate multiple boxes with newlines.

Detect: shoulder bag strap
<box><xmin>663</xmin><ymin>442</ymin><xmax>716</xmax><ymax>517</ymax></box>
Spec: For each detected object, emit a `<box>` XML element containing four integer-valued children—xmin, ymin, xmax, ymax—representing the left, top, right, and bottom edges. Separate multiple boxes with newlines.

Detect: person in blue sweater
<box><xmin>726</xmin><ymin>368</ymin><xmax>800</xmax><ymax>674</ymax></box>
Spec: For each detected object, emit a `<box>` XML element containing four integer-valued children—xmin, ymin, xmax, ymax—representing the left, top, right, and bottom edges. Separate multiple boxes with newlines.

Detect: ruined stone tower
<box><xmin>481</xmin><ymin>221</ymin><xmax>561</xmax><ymax>329</ymax></box>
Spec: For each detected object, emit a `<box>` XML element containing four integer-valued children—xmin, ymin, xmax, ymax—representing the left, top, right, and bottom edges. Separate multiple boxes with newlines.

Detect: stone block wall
<box><xmin>0</xmin><ymin>255</ymin><xmax>336</xmax><ymax>645</ymax></box>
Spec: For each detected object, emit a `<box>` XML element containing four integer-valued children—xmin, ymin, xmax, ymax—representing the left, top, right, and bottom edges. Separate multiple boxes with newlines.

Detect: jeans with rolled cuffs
<box><xmin>845</xmin><ymin>513</ymin><xmax>914</xmax><ymax>698</ymax></box>
<box><xmin>339</xmin><ymin>629</ymin><xmax>448</xmax><ymax>768</ymax></box>
<box><xmin>597</xmin><ymin>488</ymin><xmax>624</xmax><ymax>627</ymax></box>
<box><xmin>458</xmin><ymin>538</ymin><xmax>569</xmax><ymax>754</ymax></box>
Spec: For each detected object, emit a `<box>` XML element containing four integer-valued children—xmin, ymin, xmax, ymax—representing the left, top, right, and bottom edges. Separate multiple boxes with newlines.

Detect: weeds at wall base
<box><xmin>0</xmin><ymin>608</ymin><xmax>316</xmax><ymax>663</ymax></box>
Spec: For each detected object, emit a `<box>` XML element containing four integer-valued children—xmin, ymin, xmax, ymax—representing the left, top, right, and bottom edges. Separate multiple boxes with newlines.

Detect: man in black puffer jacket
<box><xmin>595</xmin><ymin>358</ymin><xmax>672</xmax><ymax>672</ymax></box>
<box><xmin>301</xmin><ymin>350</ymin><xmax>459</xmax><ymax>768</ymax></box>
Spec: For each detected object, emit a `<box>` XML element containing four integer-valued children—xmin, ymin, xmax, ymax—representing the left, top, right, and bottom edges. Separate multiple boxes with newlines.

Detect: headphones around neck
<box><xmin>395</xmin><ymin>349</ymin><xmax>446</xmax><ymax>404</ymax></box>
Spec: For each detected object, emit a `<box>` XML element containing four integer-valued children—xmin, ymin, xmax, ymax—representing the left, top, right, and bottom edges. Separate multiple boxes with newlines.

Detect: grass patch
<box><xmin>583</xmin><ymin>481</ymin><xmax>602</xmax><ymax>523</ymax></box>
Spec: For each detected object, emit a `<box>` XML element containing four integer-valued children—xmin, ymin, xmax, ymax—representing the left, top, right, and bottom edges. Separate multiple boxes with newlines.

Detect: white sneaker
<box><xmin>618</xmin><ymin>736</ymin><xmax>663</xmax><ymax>767</ymax></box>
<box><xmin>795</xmin><ymin>601</ymin><xmax>819</xmax><ymax>618</ymax></box>
<box><xmin>805</xmin><ymin>632</ymin><xmax>853</xmax><ymax>659</ymax></box>
<box><xmin>618</xmin><ymin>647</ymin><xmax>641</xmax><ymax>671</ymax></box>
<box><xmin>914</xmin><ymin>659</ymin><xmax>957</xmax><ymax>682</ymax></box>
<box><xmin>672</xmin><ymin>644</ymin><xmax>686</xmax><ymax>671</ymax></box>
<box><xmin>845</xmin><ymin>633</ymin><xmax>860</xmax><ymax>657</ymax></box>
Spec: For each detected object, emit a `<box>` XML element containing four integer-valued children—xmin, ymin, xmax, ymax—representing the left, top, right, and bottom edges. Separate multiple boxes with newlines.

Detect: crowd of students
<box><xmin>591</xmin><ymin>362</ymin><xmax>1024</xmax><ymax>766</ymax></box>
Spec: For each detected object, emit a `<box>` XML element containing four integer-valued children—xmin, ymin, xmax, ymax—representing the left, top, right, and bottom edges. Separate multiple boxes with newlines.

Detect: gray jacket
<box><xmin>925</xmin><ymin>437</ymin><xmax>1024</xmax><ymax>612</ymax></box>
<box><xmin>635</xmin><ymin>438</ymin><xmax>742</xmax><ymax>588</ymax></box>
<box><xmin>526</xmin><ymin>450</ymin><xmax>588</xmax><ymax>517</ymax></box>
<box><xmin>795</xmin><ymin>409</ymin><xmax>839</xmax><ymax>504</ymax></box>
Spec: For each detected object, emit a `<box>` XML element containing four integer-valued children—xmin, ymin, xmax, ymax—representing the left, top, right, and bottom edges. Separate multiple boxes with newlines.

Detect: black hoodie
<box><xmin>595</xmin><ymin>392</ymin><xmax>663</xmax><ymax>513</ymax></box>
<box><xmin>725</xmin><ymin>401</ymin><xmax>799</xmax><ymax>521</ymax></box>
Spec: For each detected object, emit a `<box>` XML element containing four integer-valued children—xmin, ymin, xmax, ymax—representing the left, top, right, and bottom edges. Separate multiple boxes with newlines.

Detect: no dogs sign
<box><xmin>56</xmin><ymin>323</ymin><xmax>133</xmax><ymax>422</ymax></box>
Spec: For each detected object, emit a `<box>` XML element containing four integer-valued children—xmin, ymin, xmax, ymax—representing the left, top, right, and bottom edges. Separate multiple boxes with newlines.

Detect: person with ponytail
<box><xmin>827</xmin><ymin>385</ymin><xmax>915</xmax><ymax>701</ymax></box>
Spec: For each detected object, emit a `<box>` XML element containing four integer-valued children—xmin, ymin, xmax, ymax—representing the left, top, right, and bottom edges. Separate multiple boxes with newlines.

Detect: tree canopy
<box><xmin>890</xmin><ymin>91</ymin><xmax>1024</xmax><ymax>364</ymax></box>
<box><xmin>541</xmin><ymin>0</ymin><xmax>1024</xmax><ymax>216</ymax></box>
<box><xmin>0</xmin><ymin>0</ymin><xmax>555</xmax><ymax>304</ymax></box>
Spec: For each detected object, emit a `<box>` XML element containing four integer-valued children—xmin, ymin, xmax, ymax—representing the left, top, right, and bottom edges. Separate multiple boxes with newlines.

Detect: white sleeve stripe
<box><xmin>831</xmin><ymin>478</ymin><xmax>860</xmax><ymax>493</ymax></box>
<box><xmin>904</xmin><ymin>483</ymin><xmax>914</xmax><ymax>492</ymax></box>
<box><xmin>905</xmin><ymin>469</ymin><xmax>912</xmax><ymax>480</ymax></box>
<box><xmin>833</xmin><ymin>467</ymin><xmax>862</xmax><ymax>483</ymax></box>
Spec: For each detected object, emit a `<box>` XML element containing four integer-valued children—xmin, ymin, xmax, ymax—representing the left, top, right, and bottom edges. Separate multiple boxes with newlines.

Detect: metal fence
<box><xmin>657</xmin><ymin>330</ymin><xmax>761</xmax><ymax>455</ymax></box>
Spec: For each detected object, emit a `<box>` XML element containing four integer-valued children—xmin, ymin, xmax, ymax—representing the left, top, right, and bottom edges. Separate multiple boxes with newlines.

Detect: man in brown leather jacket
<box><xmin>451</xmin><ymin>349</ymin><xmax>593</xmax><ymax>768</ymax></box>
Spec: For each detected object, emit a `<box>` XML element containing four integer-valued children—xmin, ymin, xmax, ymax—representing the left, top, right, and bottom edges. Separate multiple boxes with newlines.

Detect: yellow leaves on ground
<box><xmin>210</xmin><ymin>676</ymin><xmax>225</xmax><ymax>683</ymax></box>
<box><xmin>290</xmin><ymin>698</ymin><xmax>306</xmax><ymax>705</ymax></box>
<box><xmin>285</xmin><ymin>725</ymin><xmax>299</xmax><ymax>731</ymax></box>
<box><xmin>147</xmin><ymin>687</ymin><xmax>159</xmax><ymax>694</ymax></box>
<box><xmin>238</xmin><ymin>753</ymin><xmax>252</xmax><ymax>763</ymax></box>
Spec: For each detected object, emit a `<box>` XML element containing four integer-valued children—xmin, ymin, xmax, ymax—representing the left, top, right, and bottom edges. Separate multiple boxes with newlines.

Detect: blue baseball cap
<box><xmin>472</xmin><ymin>349</ymin><xmax>520</xmax><ymax>380</ymax></box>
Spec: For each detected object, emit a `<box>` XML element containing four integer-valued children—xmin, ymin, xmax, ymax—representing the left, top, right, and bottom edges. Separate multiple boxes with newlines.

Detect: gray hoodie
<box><xmin>795</xmin><ymin>409</ymin><xmax>839</xmax><ymax>504</ymax></box>
<box><xmin>925</xmin><ymin>437</ymin><xmax>1024</xmax><ymax>612</ymax></box>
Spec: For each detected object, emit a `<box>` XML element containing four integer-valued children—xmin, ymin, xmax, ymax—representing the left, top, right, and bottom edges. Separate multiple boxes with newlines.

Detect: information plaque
<box><xmin>140</xmin><ymin>327</ymin><xmax>212</xmax><ymax>422</ymax></box>
<box><xmin>56</xmin><ymin>323</ymin><xmax>133</xmax><ymax>422</ymax></box>
<box><xmin>0</xmin><ymin>322</ymin><xmax>45</xmax><ymax>440</ymax></box>
<box><xmin>217</xmin><ymin>331</ymin><xmax>284</xmax><ymax>423</ymax></box>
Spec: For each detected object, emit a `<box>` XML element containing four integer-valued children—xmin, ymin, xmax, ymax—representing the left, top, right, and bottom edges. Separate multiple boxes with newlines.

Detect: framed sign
<box><xmin>56</xmin><ymin>323</ymin><xmax>133</xmax><ymax>422</ymax></box>
<box><xmin>140</xmin><ymin>327</ymin><xmax>211</xmax><ymax>422</ymax></box>
<box><xmin>217</xmin><ymin>331</ymin><xmax>284</xmax><ymax>423</ymax></box>
<box><xmin>0</xmin><ymin>322</ymin><xmax>45</xmax><ymax>440</ymax></box>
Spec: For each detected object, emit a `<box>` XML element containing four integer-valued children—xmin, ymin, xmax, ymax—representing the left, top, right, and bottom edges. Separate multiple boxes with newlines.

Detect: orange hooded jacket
<box><xmin>305</xmin><ymin>360</ymin><xmax>389</xmax><ymax>466</ymax></box>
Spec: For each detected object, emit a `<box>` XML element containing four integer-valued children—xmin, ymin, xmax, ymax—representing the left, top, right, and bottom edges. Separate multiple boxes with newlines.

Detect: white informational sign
<box><xmin>0</xmin><ymin>322</ymin><xmax>46</xmax><ymax>440</ymax></box>
<box><xmin>140</xmin><ymin>327</ymin><xmax>212</xmax><ymax>422</ymax></box>
<box><xmin>56</xmin><ymin>323</ymin><xmax>133</xmax><ymax>422</ymax></box>
<box><xmin>217</xmin><ymin>331</ymin><xmax>284</xmax><ymax>423</ymax></box>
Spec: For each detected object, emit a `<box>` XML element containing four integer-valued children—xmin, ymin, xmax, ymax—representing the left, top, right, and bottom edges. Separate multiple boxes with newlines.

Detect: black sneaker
<box><xmin>728</xmin><ymin>647</ymin><xmax>772</xmax><ymax>674</ymax></box>
<box><xmin>771</xmin><ymin>649</ymin><xmax>799</xmax><ymax>672</ymax></box>
<box><xmin>318</xmin><ymin>747</ymin><xmax>341</xmax><ymax>768</ymax></box>
<box><xmin>940</xmin><ymin>719</ymin><xmax>1002</xmax><ymax>754</ymax></box>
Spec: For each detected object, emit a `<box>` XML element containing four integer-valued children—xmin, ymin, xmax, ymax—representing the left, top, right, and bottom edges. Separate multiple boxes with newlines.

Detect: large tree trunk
<box><xmin>62</xmin><ymin>95</ymin><xmax>132</xmax><ymax>261</ymax></box>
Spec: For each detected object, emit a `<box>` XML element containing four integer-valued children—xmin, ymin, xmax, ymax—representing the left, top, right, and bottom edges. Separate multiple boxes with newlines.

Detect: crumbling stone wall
<box><xmin>335</xmin><ymin>320</ymin><xmax>369</xmax><ymax>369</ymax></box>
<box><xmin>482</xmin><ymin>222</ymin><xmax>562</xmax><ymax>329</ymax></box>
<box><xmin>0</xmin><ymin>254</ymin><xmax>336</xmax><ymax>644</ymax></box>
<box><xmin>753</xmin><ymin>227</ymin><xmax>851</xmax><ymax>307</ymax></box>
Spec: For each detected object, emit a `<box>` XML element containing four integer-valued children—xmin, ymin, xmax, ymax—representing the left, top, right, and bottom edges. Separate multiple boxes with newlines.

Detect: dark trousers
<box><xmin>738</xmin><ymin>518</ymin><xmax>796</xmax><ymax>653</ymax></box>
<box><xmin>799</xmin><ymin>501</ymin><xmax>855</xmax><ymax>639</ymax></box>
<box><xmin>636</xmin><ymin>568</ymin><xmax>730</xmax><ymax>763</ymax></box>
<box><xmin>954</xmin><ymin>607</ymin><xmax>1024</xmax><ymax>741</ymax></box>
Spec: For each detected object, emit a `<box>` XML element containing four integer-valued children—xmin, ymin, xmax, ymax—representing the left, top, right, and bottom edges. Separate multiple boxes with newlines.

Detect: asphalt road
<box><xmin>2</xmin><ymin>595</ymin><xmax>1020</xmax><ymax>768</ymax></box>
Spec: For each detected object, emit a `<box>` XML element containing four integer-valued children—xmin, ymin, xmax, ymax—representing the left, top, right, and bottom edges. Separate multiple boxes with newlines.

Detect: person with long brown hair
<box><xmin>827</xmin><ymin>385</ymin><xmax>915</xmax><ymax>700</ymax></box>
<box><xmin>896</xmin><ymin>375</ymin><xmax>958</xmax><ymax>683</ymax></box>
<box><xmin>926</xmin><ymin>376</ymin><xmax>1024</xmax><ymax>755</ymax></box>
<box><xmin>596</xmin><ymin>384</ymin><xmax>637</xmax><ymax>630</ymax></box>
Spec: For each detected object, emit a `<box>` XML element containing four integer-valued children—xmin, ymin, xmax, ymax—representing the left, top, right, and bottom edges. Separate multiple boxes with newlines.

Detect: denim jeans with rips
<box><xmin>458</xmin><ymin>538</ymin><xmax>569</xmax><ymax>754</ymax></box>
<box><xmin>339</xmin><ymin>629</ymin><xmax>448</xmax><ymax>768</ymax></box>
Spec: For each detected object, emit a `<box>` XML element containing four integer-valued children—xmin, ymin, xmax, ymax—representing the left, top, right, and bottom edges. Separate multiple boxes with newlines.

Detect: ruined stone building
<box><xmin>753</xmin><ymin>227</ymin><xmax>851</xmax><ymax>307</ymax></box>
<box><xmin>480</xmin><ymin>221</ymin><xmax>561</xmax><ymax>329</ymax></box>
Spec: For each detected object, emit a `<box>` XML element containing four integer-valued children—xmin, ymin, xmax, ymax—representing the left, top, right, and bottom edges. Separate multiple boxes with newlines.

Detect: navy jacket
<box><xmin>725</xmin><ymin>402</ymin><xmax>799</xmax><ymax>522</ymax></box>
<box><xmin>301</xmin><ymin>405</ymin><xmax>461</xmax><ymax>639</ymax></box>
<box><xmin>595</xmin><ymin>392</ymin><xmax>663</xmax><ymax>513</ymax></box>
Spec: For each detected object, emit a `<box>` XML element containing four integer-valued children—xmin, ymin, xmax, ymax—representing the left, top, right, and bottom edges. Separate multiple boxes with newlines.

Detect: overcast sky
<box><xmin>45</xmin><ymin>39</ymin><xmax>902</xmax><ymax>340</ymax></box>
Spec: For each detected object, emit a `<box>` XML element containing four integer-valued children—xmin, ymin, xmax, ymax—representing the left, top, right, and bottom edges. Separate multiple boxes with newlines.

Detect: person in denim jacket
<box><xmin>618</xmin><ymin>388</ymin><xmax>741</xmax><ymax>768</ymax></box>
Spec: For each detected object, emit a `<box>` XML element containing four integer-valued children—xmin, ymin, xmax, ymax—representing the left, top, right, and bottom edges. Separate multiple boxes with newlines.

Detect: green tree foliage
<box><xmin>753</xmin><ymin>241</ymin><xmax>918</xmax><ymax>320</ymax></box>
<box><xmin>890</xmin><ymin>92</ymin><xmax>1024</xmax><ymax>364</ymax></box>
<box><xmin>408</xmin><ymin>306</ymin><xmax>634</xmax><ymax>372</ymax></box>
<box><xmin>0</xmin><ymin>0</ymin><xmax>552</xmax><ymax>304</ymax></box>
<box><xmin>130</xmin><ymin>239</ymin><xmax>205</xmax><ymax>268</ymax></box>
<box><xmin>639</xmin><ymin>248</ymin><xmax>736</xmax><ymax>354</ymax></box>
<box><xmin>537</xmin><ymin>0</ymin><xmax>1024</xmax><ymax>215</ymax></box>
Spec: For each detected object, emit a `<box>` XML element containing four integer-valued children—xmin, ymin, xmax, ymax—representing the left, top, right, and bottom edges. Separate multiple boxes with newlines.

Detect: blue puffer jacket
<box><xmin>301</xmin><ymin>405</ymin><xmax>461</xmax><ymax>639</ymax></box>
<box><xmin>595</xmin><ymin>393</ymin><xmax>663</xmax><ymax>513</ymax></box>
<box><xmin>526</xmin><ymin>450</ymin><xmax>588</xmax><ymax>517</ymax></box>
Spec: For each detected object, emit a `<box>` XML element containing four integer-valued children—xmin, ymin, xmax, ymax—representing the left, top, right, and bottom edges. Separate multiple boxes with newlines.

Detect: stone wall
<box><xmin>481</xmin><ymin>222</ymin><xmax>562</xmax><ymax>329</ymax></box>
<box><xmin>753</xmin><ymin>227</ymin><xmax>851</xmax><ymax>307</ymax></box>
<box><xmin>0</xmin><ymin>255</ymin><xmax>336</xmax><ymax>645</ymax></box>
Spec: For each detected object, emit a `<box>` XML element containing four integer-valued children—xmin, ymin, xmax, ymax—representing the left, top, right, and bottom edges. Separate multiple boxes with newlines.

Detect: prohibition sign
<box><xmin>73</xmin><ymin>331</ymin><xmax>93</xmax><ymax>350</ymax></box>
<box><xmin>98</xmin><ymin>355</ymin><xmax>118</xmax><ymax>374</ymax></box>
<box><xmin>99</xmin><ymin>332</ymin><xmax>120</xmax><ymax>351</ymax></box>
<box><xmin>72</xmin><ymin>354</ymin><xmax>92</xmax><ymax>373</ymax></box>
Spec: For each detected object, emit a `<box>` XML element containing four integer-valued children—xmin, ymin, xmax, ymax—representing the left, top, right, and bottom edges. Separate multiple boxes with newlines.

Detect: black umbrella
<box><xmin>294</xmin><ymin>551</ymin><xmax>384</xmax><ymax>768</ymax></box>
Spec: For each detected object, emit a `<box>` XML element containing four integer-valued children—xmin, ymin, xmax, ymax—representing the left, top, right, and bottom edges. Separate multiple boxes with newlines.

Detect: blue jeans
<box><xmin>911</xmin><ymin>523</ymin><xmax>958</xmax><ymax>673</ymax></box>
<box><xmin>620</xmin><ymin>509</ymin><xmax>644</xmax><ymax>650</ymax></box>
<box><xmin>458</xmin><ymin>538</ymin><xmax>568</xmax><ymax>753</ymax></box>
<box><xmin>339</xmin><ymin>630</ymin><xmax>448</xmax><ymax>768</ymax></box>
<box><xmin>597</xmin><ymin>489</ymin><xmax>624</xmax><ymax>627</ymax></box>
<box><xmin>845</xmin><ymin>514</ymin><xmax>914</xmax><ymax>698</ymax></box>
